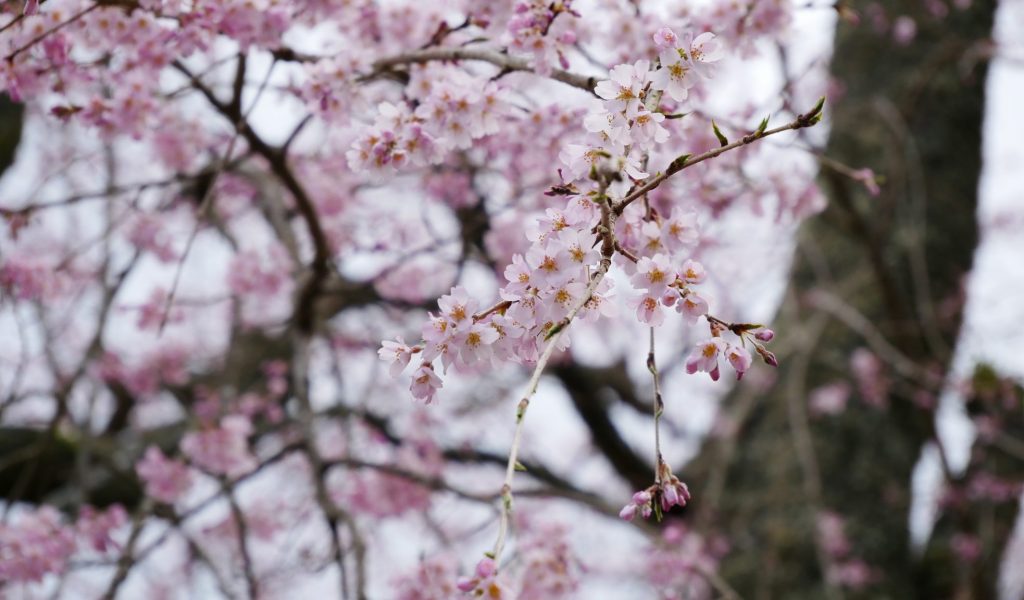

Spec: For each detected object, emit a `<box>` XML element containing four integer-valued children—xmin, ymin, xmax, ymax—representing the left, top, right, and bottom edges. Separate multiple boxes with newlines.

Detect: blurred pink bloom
<box><xmin>136</xmin><ymin>446</ymin><xmax>193</xmax><ymax>503</ymax></box>
<box><xmin>181</xmin><ymin>415</ymin><xmax>257</xmax><ymax>478</ymax></box>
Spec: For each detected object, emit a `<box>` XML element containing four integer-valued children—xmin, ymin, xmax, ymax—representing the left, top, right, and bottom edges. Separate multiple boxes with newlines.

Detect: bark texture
<box><xmin>684</xmin><ymin>2</ymin><xmax>1011</xmax><ymax>598</ymax></box>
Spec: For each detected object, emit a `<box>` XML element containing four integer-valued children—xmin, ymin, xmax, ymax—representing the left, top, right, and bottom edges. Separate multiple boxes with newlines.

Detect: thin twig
<box><xmin>159</xmin><ymin>56</ymin><xmax>277</xmax><ymax>333</ymax></box>
<box><xmin>100</xmin><ymin>500</ymin><xmax>153</xmax><ymax>600</ymax></box>
<box><xmin>4</xmin><ymin>4</ymin><xmax>98</xmax><ymax>62</ymax></box>
<box><xmin>647</xmin><ymin>328</ymin><xmax>665</xmax><ymax>482</ymax></box>
<box><xmin>491</xmin><ymin>189</ymin><xmax>615</xmax><ymax>566</ymax></box>
<box><xmin>223</xmin><ymin>481</ymin><xmax>260</xmax><ymax>599</ymax></box>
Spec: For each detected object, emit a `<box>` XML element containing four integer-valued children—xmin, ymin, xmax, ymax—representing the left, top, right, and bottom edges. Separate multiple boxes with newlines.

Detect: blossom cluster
<box><xmin>347</xmin><ymin>67</ymin><xmax>509</xmax><ymax>175</ymax></box>
<box><xmin>505</xmin><ymin>0</ymin><xmax>579</xmax><ymax>74</ymax></box>
<box><xmin>685</xmin><ymin>325</ymin><xmax>775</xmax><ymax>382</ymax></box>
<box><xmin>0</xmin><ymin>504</ymin><xmax>127</xmax><ymax>584</ymax></box>
<box><xmin>180</xmin><ymin>414</ymin><xmax>258</xmax><ymax>478</ymax></box>
<box><xmin>136</xmin><ymin>446</ymin><xmax>194</xmax><ymax>504</ymax></box>
<box><xmin>0</xmin><ymin>507</ymin><xmax>75</xmax><ymax>583</ymax></box>
<box><xmin>380</xmin><ymin>209</ymin><xmax>615</xmax><ymax>403</ymax></box>
<box><xmin>560</xmin><ymin>27</ymin><xmax>722</xmax><ymax>183</ymax></box>
<box><xmin>376</xmin><ymin>27</ymin><xmax>756</xmax><ymax>403</ymax></box>
<box><xmin>619</xmin><ymin>466</ymin><xmax>692</xmax><ymax>522</ymax></box>
<box><xmin>644</xmin><ymin>524</ymin><xmax>726</xmax><ymax>599</ymax></box>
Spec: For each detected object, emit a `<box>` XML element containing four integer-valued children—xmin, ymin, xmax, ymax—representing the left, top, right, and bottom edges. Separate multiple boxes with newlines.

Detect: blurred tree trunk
<box><xmin>688</xmin><ymin>1</ymin><xmax>1008</xmax><ymax>598</ymax></box>
<box><xmin>0</xmin><ymin>94</ymin><xmax>23</xmax><ymax>179</ymax></box>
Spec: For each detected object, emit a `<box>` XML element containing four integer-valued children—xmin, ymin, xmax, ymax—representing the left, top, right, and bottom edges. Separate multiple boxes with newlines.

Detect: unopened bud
<box><xmin>475</xmin><ymin>558</ymin><xmax>496</xmax><ymax>578</ymax></box>
<box><xmin>756</xmin><ymin>347</ymin><xmax>778</xmax><ymax>367</ymax></box>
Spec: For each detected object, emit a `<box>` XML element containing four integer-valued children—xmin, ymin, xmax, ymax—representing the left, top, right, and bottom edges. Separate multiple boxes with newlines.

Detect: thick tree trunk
<box><xmin>686</xmin><ymin>1</ymin><xmax>1003</xmax><ymax>597</ymax></box>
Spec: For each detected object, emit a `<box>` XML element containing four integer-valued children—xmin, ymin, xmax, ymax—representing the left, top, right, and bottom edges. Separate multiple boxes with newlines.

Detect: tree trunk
<box><xmin>687</xmin><ymin>1</ymin><xmax>1004</xmax><ymax>597</ymax></box>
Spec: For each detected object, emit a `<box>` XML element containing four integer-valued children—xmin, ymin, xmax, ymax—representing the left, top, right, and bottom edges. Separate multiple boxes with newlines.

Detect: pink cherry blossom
<box><xmin>181</xmin><ymin>415</ymin><xmax>257</xmax><ymax>478</ymax></box>
<box><xmin>686</xmin><ymin>338</ymin><xmax>729</xmax><ymax>381</ymax></box>
<box><xmin>680</xmin><ymin>259</ymin><xmax>707</xmax><ymax>284</ymax></box>
<box><xmin>526</xmin><ymin>241</ymin><xmax>573</xmax><ymax>288</ymax></box>
<box><xmin>594</xmin><ymin>60</ymin><xmax>650</xmax><ymax>118</ymax></box>
<box><xmin>410</xmin><ymin>363</ymin><xmax>443</xmax><ymax>403</ymax></box>
<box><xmin>559</xmin><ymin>143</ymin><xmax>606</xmax><ymax>181</ymax></box>
<box><xmin>76</xmin><ymin>505</ymin><xmax>128</xmax><ymax>553</ymax></box>
<box><xmin>677</xmin><ymin>291</ymin><xmax>709</xmax><ymax>323</ymax></box>
<box><xmin>725</xmin><ymin>344</ymin><xmax>753</xmax><ymax>380</ymax></box>
<box><xmin>630</xmin><ymin>254</ymin><xmax>675</xmax><ymax>296</ymax></box>
<box><xmin>136</xmin><ymin>446</ymin><xmax>194</xmax><ymax>504</ymax></box>
<box><xmin>0</xmin><ymin>507</ymin><xmax>75</xmax><ymax>583</ymax></box>
<box><xmin>629</xmin><ymin>294</ymin><xmax>666</xmax><ymax>326</ymax></box>
<box><xmin>652</xmin><ymin>47</ymin><xmax>698</xmax><ymax>103</ymax></box>
<box><xmin>438</xmin><ymin>286</ymin><xmax>479</xmax><ymax>326</ymax></box>
<box><xmin>662</xmin><ymin>208</ymin><xmax>700</xmax><ymax>251</ymax></box>
<box><xmin>686</xmin><ymin>32</ymin><xmax>725</xmax><ymax>78</ymax></box>
<box><xmin>379</xmin><ymin>337</ymin><xmax>415</xmax><ymax>377</ymax></box>
<box><xmin>455</xmin><ymin>322</ymin><xmax>501</xmax><ymax>365</ymax></box>
<box><xmin>630</xmin><ymin>108</ymin><xmax>670</xmax><ymax>145</ymax></box>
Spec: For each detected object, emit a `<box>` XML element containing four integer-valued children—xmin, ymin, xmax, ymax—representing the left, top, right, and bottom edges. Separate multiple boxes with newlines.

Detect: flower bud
<box><xmin>662</xmin><ymin>484</ymin><xmax>679</xmax><ymax>508</ymax></box>
<box><xmin>475</xmin><ymin>558</ymin><xmax>496</xmax><ymax>578</ymax></box>
<box><xmin>757</xmin><ymin>347</ymin><xmax>778</xmax><ymax>367</ymax></box>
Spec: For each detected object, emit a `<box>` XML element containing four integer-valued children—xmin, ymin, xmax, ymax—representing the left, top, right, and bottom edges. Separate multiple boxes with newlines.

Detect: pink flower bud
<box><xmin>619</xmin><ymin>504</ymin><xmax>637</xmax><ymax>521</ymax></box>
<box><xmin>677</xmin><ymin>482</ymin><xmax>691</xmax><ymax>504</ymax></box>
<box><xmin>662</xmin><ymin>484</ymin><xmax>679</xmax><ymax>508</ymax></box>
<box><xmin>456</xmin><ymin>577</ymin><xmax>477</xmax><ymax>592</ymax></box>
<box><xmin>475</xmin><ymin>558</ymin><xmax>496</xmax><ymax>578</ymax></box>
<box><xmin>754</xmin><ymin>328</ymin><xmax>775</xmax><ymax>342</ymax></box>
<box><xmin>726</xmin><ymin>345</ymin><xmax>753</xmax><ymax>379</ymax></box>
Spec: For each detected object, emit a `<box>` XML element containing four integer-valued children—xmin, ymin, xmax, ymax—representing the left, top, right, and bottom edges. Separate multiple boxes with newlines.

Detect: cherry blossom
<box><xmin>594</xmin><ymin>60</ymin><xmax>650</xmax><ymax>118</ymax></box>
<box><xmin>379</xmin><ymin>337</ymin><xmax>415</xmax><ymax>377</ymax></box>
<box><xmin>686</xmin><ymin>338</ymin><xmax>729</xmax><ymax>381</ymax></box>
<box><xmin>631</xmin><ymin>254</ymin><xmax>675</xmax><ymax>297</ymax></box>
<box><xmin>0</xmin><ymin>507</ymin><xmax>75</xmax><ymax>583</ymax></box>
<box><xmin>410</xmin><ymin>363</ymin><xmax>443</xmax><ymax>403</ymax></box>
<box><xmin>180</xmin><ymin>415</ymin><xmax>257</xmax><ymax>478</ymax></box>
<box><xmin>725</xmin><ymin>344</ymin><xmax>753</xmax><ymax>380</ymax></box>
<box><xmin>136</xmin><ymin>446</ymin><xmax>194</xmax><ymax>504</ymax></box>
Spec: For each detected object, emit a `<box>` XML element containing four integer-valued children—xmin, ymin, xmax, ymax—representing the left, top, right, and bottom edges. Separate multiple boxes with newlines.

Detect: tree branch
<box><xmin>369</xmin><ymin>47</ymin><xmax>599</xmax><ymax>93</ymax></box>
